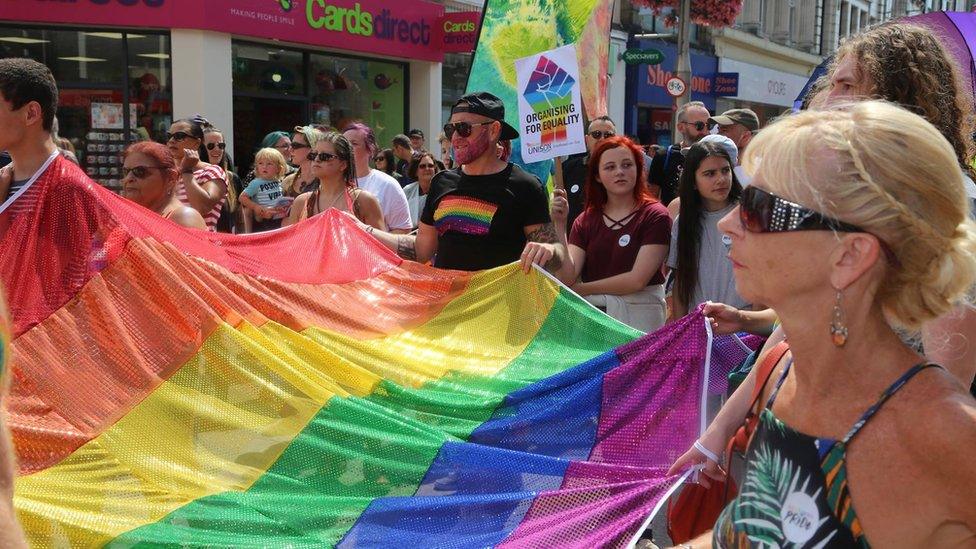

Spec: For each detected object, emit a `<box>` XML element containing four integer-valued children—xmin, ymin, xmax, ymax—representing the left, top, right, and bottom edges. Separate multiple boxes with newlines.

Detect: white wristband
<box><xmin>694</xmin><ymin>440</ymin><xmax>721</xmax><ymax>464</ymax></box>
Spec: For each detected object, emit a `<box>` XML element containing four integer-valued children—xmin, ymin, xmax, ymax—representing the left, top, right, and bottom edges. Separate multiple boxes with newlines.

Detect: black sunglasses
<box><xmin>307</xmin><ymin>151</ymin><xmax>338</xmax><ymax>162</ymax></box>
<box><xmin>739</xmin><ymin>186</ymin><xmax>899</xmax><ymax>263</ymax></box>
<box><xmin>290</xmin><ymin>142</ymin><xmax>309</xmax><ymax>150</ymax></box>
<box><xmin>588</xmin><ymin>130</ymin><xmax>615</xmax><ymax>139</ymax></box>
<box><xmin>122</xmin><ymin>165</ymin><xmax>164</xmax><ymax>179</ymax></box>
<box><xmin>373</xmin><ymin>156</ymin><xmax>386</xmax><ymax>163</ymax></box>
<box><xmin>206</xmin><ymin>142</ymin><xmax>226</xmax><ymax>151</ymax></box>
<box><xmin>681</xmin><ymin>121</ymin><xmax>708</xmax><ymax>132</ymax></box>
<box><xmin>166</xmin><ymin>131</ymin><xmax>194</xmax><ymax>142</ymax></box>
<box><xmin>444</xmin><ymin>121</ymin><xmax>493</xmax><ymax>139</ymax></box>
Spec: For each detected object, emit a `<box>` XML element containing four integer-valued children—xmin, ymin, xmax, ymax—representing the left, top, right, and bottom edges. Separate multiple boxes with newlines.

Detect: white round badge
<box><xmin>618</xmin><ymin>234</ymin><xmax>631</xmax><ymax>247</ymax></box>
<box><xmin>781</xmin><ymin>491</ymin><xmax>820</xmax><ymax>544</ymax></box>
<box><xmin>722</xmin><ymin>234</ymin><xmax>732</xmax><ymax>246</ymax></box>
<box><xmin>570</xmin><ymin>184</ymin><xmax>580</xmax><ymax>194</ymax></box>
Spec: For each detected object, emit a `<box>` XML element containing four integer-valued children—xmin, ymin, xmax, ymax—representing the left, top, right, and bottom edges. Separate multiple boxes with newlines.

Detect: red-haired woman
<box><xmin>120</xmin><ymin>142</ymin><xmax>207</xmax><ymax>230</ymax></box>
<box><xmin>556</xmin><ymin>136</ymin><xmax>671</xmax><ymax>331</ymax></box>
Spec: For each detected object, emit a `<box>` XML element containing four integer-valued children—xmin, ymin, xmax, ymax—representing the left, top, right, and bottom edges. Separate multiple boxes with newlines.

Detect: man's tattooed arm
<box><xmin>525</xmin><ymin>222</ymin><xmax>563</xmax><ymax>271</ymax></box>
<box><xmin>396</xmin><ymin>235</ymin><xmax>417</xmax><ymax>261</ymax></box>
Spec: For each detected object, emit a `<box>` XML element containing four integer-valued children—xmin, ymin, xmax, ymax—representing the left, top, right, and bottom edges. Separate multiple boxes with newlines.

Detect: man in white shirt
<box><xmin>343</xmin><ymin>123</ymin><xmax>413</xmax><ymax>233</ymax></box>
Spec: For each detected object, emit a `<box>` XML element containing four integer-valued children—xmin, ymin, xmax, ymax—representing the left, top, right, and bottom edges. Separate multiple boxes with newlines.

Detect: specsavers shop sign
<box><xmin>0</xmin><ymin>0</ymin><xmax>449</xmax><ymax>61</ymax></box>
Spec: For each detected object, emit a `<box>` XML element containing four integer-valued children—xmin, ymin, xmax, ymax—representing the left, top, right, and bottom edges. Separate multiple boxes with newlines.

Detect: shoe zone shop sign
<box><xmin>628</xmin><ymin>42</ymin><xmax>738</xmax><ymax>111</ymax></box>
<box><xmin>4</xmin><ymin>0</ymin><xmax>474</xmax><ymax>61</ymax></box>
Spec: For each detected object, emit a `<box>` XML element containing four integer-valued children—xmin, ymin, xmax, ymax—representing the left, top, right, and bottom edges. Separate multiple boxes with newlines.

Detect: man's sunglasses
<box><xmin>122</xmin><ymin>166</ymin><xmax>164</xmax><ymax>179</ymax></box>
<box><xmin>307</xmin><ymin>151</ymin><xmax>338</xmax><ymax>162</ymax></box>
<box><xmin>588</xmin><ymin>130</ymin><xmax>615</xmax><ymax>139</ymax></box>
<box><xmin>166</xmin><ymin>131</ymin><xmax>194</xmax><ymax>142</ymax></box>
<box><xmin>681</xmin><ymin>121</ymin><xmax>708</xmax><ymax>131</ymax></box>
<box><xmin>206</xmin><ymin>142</ymin><xmax>226</xmax><ymax>151</ymax></box>
<box><xmin>444</xmin><ymin>121</ymin><xmax>493</xmax><ymax>139</ymax></box>
<box><xmin>739</xmin><ymin>186</ymin><xmax>898</xmax><ymax>263</ymax></box>
<box><xmin>290</xmin><ymin>142</ymin><xmax>309</xmax><ymax>150</ymax></box>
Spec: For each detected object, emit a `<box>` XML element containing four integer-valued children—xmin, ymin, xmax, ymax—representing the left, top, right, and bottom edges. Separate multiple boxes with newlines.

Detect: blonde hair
<box><xmin>253</xmin><ymin>147</ymin><xmax>289</xmax><ymax>179</ymax></box>
<box><xmin>293</xmin><ymin>125</ymin><xmax>324</xmax><ymax>150</ymax></box>
<box><xmin>743</xmin><ymin>100</ymin><xmax>976</xmax><ymax>331</ymax></box>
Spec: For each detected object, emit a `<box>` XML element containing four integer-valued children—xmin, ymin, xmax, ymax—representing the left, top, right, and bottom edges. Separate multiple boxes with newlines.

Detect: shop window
<box><xmin>441</xmin><ymin>53</ymin><xmax>472</xmax><ymax>126</ymax></box>
<box><xmin>0</xmin><ymin>26</ymin><xmax>172</xmax><ymax>192</ymax></box>
<box><xmin>309</xmin><ymin>53</ymin><xmax>405</xmax><ymax>149</ymax></box>
<box><xmin>232</xmin><ymin>43</ymin><xmax>305</xmax><ymax>96</ymax></box>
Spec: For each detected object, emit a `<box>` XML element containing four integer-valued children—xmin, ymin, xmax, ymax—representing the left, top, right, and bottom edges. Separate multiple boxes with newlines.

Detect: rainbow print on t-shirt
<box><xmin>433</xmin><ymin>196</ymin><xmax>497</xmax><ymax>236</ymax></box>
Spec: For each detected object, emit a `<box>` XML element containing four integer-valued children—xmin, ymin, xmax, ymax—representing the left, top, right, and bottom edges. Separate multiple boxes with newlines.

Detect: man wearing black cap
<box><xmin>359</xmin><ymin>91</ymin><xmax>566</xmax><ymax>273</ymax></box>
<box><xmin>407</xmin><ymin>128</ymin><xmax>425</xmax><ymax>151</ymax></box>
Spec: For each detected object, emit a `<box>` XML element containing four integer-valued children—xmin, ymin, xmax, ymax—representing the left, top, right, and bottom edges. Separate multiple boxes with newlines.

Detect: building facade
<box><xmin>621</xmin><ymin>0</ymin><xmax>970</xmax><ymax>143</ymax></box>
<box><xmin>0</xmin><ymin>0</ymin><xmax>481</xmax><ymax>189</ymax></box>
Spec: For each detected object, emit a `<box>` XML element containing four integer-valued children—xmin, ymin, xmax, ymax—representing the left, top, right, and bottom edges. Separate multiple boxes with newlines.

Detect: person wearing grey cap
<box><xmin>356</xmin><ymin>91</ymin><xmax>567</xmax><ymax>273</ymax></box>
<box><xmin>708</xmin><ymin>108</ymin><xmax>759</xmax><ymax>187</ymax></box>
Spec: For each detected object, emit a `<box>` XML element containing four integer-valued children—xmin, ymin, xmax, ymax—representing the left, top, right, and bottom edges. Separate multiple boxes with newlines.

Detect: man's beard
<box><xmin>454</xmin><ymin>130</ymin><xmax>492</xmax><ymax>165</ymax></box>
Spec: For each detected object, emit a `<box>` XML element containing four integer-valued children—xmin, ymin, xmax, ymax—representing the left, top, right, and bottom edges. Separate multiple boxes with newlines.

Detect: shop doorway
<box><xmin>233</xmin><ymin>96</ymin><xmax>307</xmax><ymax>176</ymax></box>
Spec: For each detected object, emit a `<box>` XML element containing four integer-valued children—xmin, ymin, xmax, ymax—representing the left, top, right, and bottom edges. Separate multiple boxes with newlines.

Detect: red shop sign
<box><xmin>438</xmin><ymin>11</ymin><xmax>481</xmax><ymax>54</ymax></box>
<box><xmin>0</xmin><ymin>0</ymin><xmax>447</xmax><ymax>62</ymax></box>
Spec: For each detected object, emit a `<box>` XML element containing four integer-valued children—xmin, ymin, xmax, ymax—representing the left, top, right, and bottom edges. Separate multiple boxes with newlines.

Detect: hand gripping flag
<box><xmin>3</xmin><ymin>156</ymin><xmax>758</xmax><ymax>547</ymax></box>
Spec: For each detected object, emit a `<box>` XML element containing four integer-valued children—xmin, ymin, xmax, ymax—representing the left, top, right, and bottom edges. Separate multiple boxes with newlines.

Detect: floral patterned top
<box><xmin>714</xmin><ymin>361</ymin><xmax>938</xmax><ymax>548</ymax></box>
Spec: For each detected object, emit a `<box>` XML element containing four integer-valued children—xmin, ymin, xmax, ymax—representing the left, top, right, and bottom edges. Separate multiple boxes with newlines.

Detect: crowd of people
<box><xmin>0</xmin><ymin>18</ymin><xmax>975</xmax><ymax>549</ymax></box>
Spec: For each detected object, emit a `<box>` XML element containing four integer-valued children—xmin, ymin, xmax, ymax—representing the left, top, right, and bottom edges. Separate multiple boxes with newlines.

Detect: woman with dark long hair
<box><xmin>551</xmin><ymin>136</ymin><xmax>671</xmax><ymax>331</ymax></box>
<box><xmin>667</xmin><ymin>141</ymin><xmax>745</xmax><ymax>319</ymax></box>
<box><xmin>282</xmin><ymin>132</ymin><xmax>385</xmax><ymax>230</ymax></box>
<box><xmin>165</xmin><ymin>117</ymin><xmax>227</xmax><ymax>231</ymax></box>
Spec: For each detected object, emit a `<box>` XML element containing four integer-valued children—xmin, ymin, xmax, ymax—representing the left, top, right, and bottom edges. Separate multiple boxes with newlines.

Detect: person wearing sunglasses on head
<box><xmin>283</xmin><ymin>132</ymin><xmax>385</xmax><ymax>231</ymax></box>
<box><xmin>204</xmin><ymin>126</ymin><xmax>245</xmax><ymax>234</ymax></box>
<box><xmin>343</xmin><ymin>123</ymin><xmax>413</xmax><ymax>234</ymax></box>
<box><xmin>666</xmin><ymin>140</ymin><xmax>750</xmax><ymax>322</ymax></box>
<box><xmin>165</xmin><ymin>117</ymin><xmax>228</xmax><ymax>232</ymax></box>
<box><xmin>673</xmin><ymin>101</ymin><xmax>976</xmax><ymax>549</ymax></box>
<box><xmin>649</xmin><ymin>101</ymin><xmax>711</xmax><ymax>209</ymax></box>
<box><xmin>120</xmin><ymin>142</ymin><xmax>206</xmax><ymax>230</ymax></box>
<box><xmin>355</xmin><ymin>91</ymin><xmax>566</xmax><ymax>274</ymax></box>
<box><xmin>560</xmin><ymin>115</ymin><xmax>617</xmax><ymax>234</ymax></box>
<box><xmin>282</xmin><ymin>125</ymin><xmax>324</xmax><ymax>199</ymax></box>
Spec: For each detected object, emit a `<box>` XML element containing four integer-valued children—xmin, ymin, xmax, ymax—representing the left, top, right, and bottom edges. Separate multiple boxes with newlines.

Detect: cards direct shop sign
<box><xmin>3</xmin><ymin>0</ymin><xmax>452</xmax><ymax>61</ymax></box>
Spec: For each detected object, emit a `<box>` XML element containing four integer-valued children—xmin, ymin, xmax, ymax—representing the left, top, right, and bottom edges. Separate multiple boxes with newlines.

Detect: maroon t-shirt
<box><xmin>569</xmin><ymin>201</ymin><xmax>671</xmax><ymax>286</ymax></box>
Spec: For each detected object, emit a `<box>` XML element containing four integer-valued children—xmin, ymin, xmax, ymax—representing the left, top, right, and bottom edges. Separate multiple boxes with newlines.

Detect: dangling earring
<box><xmin>829</xmin><ymin>290</ymin><xmax>848</xmax><ymax>347</ymax></box>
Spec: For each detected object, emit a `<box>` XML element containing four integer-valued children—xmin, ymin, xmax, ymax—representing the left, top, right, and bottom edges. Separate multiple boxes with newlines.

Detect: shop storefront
<box><xmin>624</xmin><ymin>41</ymin><xmax>720</xmax><ymax>148</ymax></box>
<box><xmin>0</xmin><ymin>26</ymin><xmax>172</xmax><ymax>191</ymax></box>
<box><xmin>715</xmin><ymin>58</ymin><xmax>810</xmax><ymax>124</ymax></box>
<box><xmin>0</xmin><ymin>0</ymin><xmax>466</xmax><ymax>189</ymax></box>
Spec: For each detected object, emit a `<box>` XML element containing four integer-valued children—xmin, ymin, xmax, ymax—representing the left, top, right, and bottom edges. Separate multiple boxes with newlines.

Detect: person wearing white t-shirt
<box><xmin>402</xmin><ymin>151</ymin><xmax>440</xmax><ymax>230</ymax></box>
<box><xmin>343</xmin><ymin>123</ymin><xmax>412</xmax><ymax>234</ymax></box>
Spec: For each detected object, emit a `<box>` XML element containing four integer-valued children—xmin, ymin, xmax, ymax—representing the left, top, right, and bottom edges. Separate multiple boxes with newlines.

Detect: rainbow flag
<box><xmin>3</xmin><ymin>157</ymin><xmax>753</xmax><ymax>547</ymax></box>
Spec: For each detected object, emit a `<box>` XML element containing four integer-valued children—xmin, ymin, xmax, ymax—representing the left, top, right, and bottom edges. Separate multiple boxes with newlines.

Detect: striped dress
<box><xmin>176</xmin><ymin>164</ymin><xmax>227</xmax><ymax>231</ymax></box>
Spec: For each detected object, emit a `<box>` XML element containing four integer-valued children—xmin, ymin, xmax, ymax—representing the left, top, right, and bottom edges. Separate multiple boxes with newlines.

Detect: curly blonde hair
<box><xmin>743</xmin><ymin>101</ymin><xmax>976</xmax><ymax>331</ymax></box>
<box><xmin>832</xmin><ymin>22</ymin><xmax>975</xmax><ymax>170</ymax></box>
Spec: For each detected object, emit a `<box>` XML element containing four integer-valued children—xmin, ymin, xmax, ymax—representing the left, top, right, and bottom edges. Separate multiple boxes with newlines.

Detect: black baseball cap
<box><xmin>451</xmin><ymin>91</ymin><xmax>520</xmax><ymax>140</ymax></box>
<box><xmin>407</xmin><ymin>128</ymin><xmax>424</xmax><ymax>138</ymax></box>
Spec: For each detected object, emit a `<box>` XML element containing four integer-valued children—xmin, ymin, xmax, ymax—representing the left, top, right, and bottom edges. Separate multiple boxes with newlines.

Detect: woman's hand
<box><xmin>181</xmin><ymin>149</ymin><xmax>201</xmax><ymax>174</ymax></box>
<box><xmin>551</xmin><ymin>188</ymin><xmax>569</xmax><ymax>228</ymax></box>
<box><xmin>520</xmin><ymin>242</ymin><xmax>555</xmax><ymax>273</ymax></box>
<box><xmin>703</xmin><ymin>301</ymin><xmax>746</xmax><ymax>335</ymax></box>
<box><xmin>667</xmin><ymin>437</ymin><xmax>727</xmax><ymax>489</ymax></box>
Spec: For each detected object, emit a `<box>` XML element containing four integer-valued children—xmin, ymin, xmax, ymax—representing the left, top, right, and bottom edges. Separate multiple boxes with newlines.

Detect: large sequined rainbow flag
<box><xmin>2</xmin><ymin>156</ymin><xmax>752</xmax><ymax>547</ymax></box>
